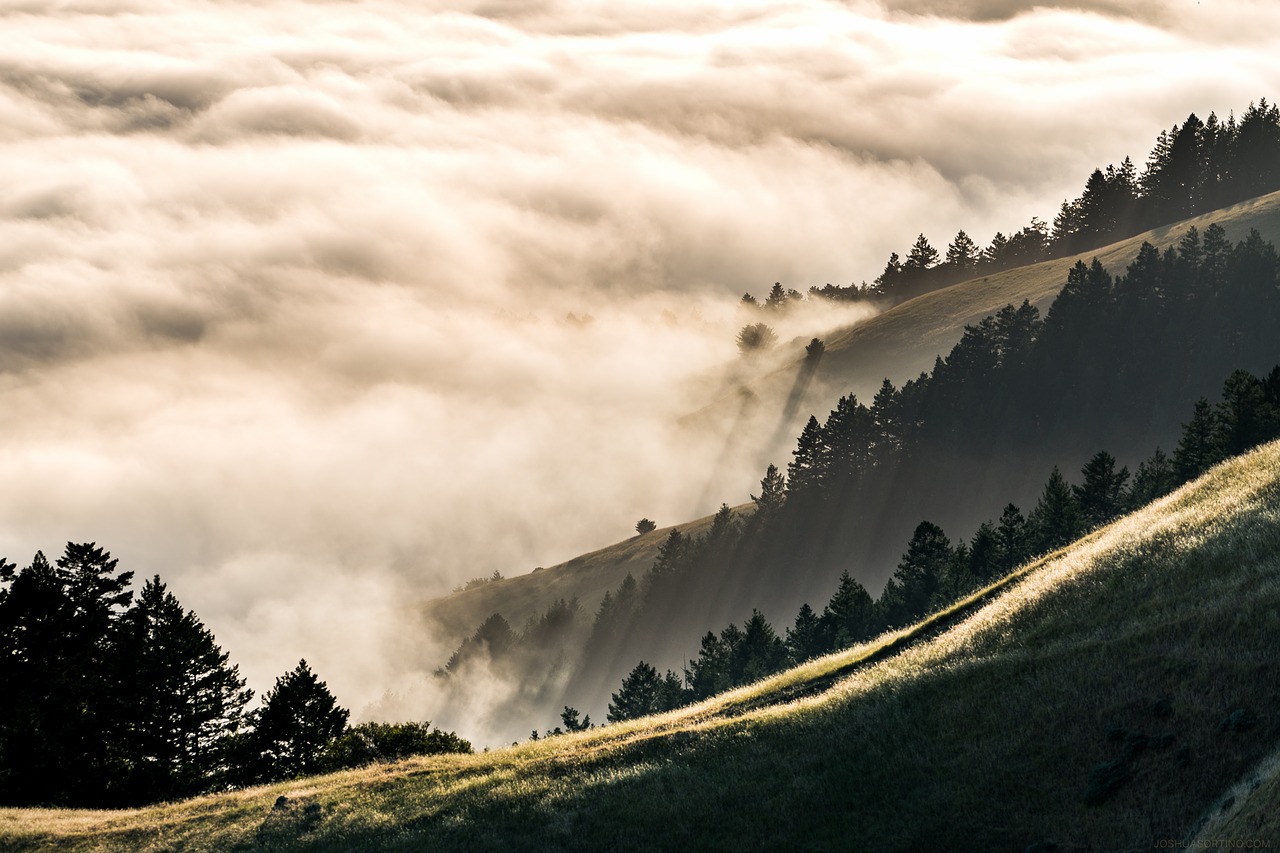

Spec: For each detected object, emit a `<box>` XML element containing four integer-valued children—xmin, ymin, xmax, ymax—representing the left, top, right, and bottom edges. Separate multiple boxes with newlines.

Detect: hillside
<box><xmin>12</xmin><ymin>439</ymin><xmax>1280</xmax><ymax>851</ymax></box>
<box><xmin>416</xmin><ymin>505</ymin><xmax>748</xmax><ymax>642</ymax></box>
<box><xmin>419</xmin><ymin>189</ymin><xmax>1280</xmax><ymax>648</ymax></box>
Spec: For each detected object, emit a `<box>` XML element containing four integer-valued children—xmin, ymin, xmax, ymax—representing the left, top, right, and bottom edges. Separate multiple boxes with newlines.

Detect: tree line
<box><xmin>599</xmin><ymin>362</ymin><xmax>1280</xmax><ymax>722</ymax></box>
<box><xmin>740</xmin><ymin>99</ymin><xmax>1280</xmax><ymax>309</ymax></box>
<box><xmin>434</xmin><ymin>222</ymin><xmax>1280</xmax><ymax>735</ymax></box>
<box><xmin>0</xmin><ymin>551</ymin><xmax>470</xmax><ymax>808</ymax></box>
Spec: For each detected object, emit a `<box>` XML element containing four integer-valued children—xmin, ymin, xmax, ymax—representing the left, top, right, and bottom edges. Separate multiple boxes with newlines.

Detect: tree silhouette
<box><xmin>607</xmin><ymin>661</ymin><xmax>661</xmax><ymax>723</ymax></box>
<box><xmin>243</xmin><ymin>660</ymin><xmax>349</xmax><ymax>783</ymax></box>
<box><xmin>736</xmin><ymin>322</ymin><xmax>778</xmax><ymax>354</ymax></box>
<box><xmin>111</xmin><ymin>576</ymin><xmax>252</xmax><ymax>804</ymax></box>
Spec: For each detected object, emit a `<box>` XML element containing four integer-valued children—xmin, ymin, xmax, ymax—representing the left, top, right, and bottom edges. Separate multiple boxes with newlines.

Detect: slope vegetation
<box><xmin>10</xmin><ymin>439</ymin><xmax>1280</xmax><ymax>851</ymax></box>
<box><xmin>420</xmin><ymin>188</ymin><xmax>1280</xmax><ymax>648</ymax></box>
<box><xmin>805</xmin><ymin>188</ymin><xmax>1280</xmax><ymax>405</ymax></box>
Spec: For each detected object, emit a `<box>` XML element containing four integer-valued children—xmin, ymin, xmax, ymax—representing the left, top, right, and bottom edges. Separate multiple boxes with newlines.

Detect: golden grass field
<box><xmin>9</xmin><ymin>438</ymin><xmax>1280</xmax><ymax>851</ymax></box>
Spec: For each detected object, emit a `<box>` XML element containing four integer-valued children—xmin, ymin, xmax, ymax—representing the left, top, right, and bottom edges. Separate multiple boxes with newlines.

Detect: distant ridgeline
<box><xmin>743</xmin><ymin>99</ymin><xmax>1280</xmax><ymax>309</ymax></box>
<box><xmin>438</xmin><ymin>222</ymin><xmax>1280</xmax><ymax>735</ymax></box>
<box><xmin>0</xmin><ymin>550</ymin><xmax>471</xmax><ymax>808</ymax></box>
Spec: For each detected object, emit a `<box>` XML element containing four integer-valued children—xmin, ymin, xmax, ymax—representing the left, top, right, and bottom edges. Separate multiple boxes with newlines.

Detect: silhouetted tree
<box><xmin>785</xmin><ymin>603</ymin><xmax>825</xmax><ymax>662</ymax></box>
<box><xmin>1073</xmin><ymin>452</ymin><xmax>1131</xmax><ymax>528</ymax></box>
<box><xmin>111</xmin><ymin>576</ymin><xmax>252</xmax><ymax>804</ymax></box>
<box><xmin>0</xmin><ymin>544</ymin><xmax>133</xmax><ymax>806</ymax></box>
<box><xmin>880</xmin><ymin>522</ymin><xmax>952</xmax><ymax>627</ymax></box>
<box><xmin>242</xmin><ymin>660</ymin><xmax>349</xmax><ymax>783</ymax></box>
<box><xmin>1128</xmin><ymin>447</ymin><xmax>1179</xmax><ymax>508</ymax></box>
<box><xmin>560</xmin><ymin>706</ymin><xmax>591</xmax><ymax>732</ymax></box>
<box><xmin>819</xmin><ymin>570</ymin><xmax>874</xmax><ymax>649</ymax></box>
<box><xmin>1174</xmin><ymin>398</ymin><xmax>1223</xmax><ymax>482</ymax></box>
<box><xmin>751</xmin><ymin>464</ymin><xmax>787</xmax><ymax>521</ymax></box>
<box><xmin>607</xmin><ymin>661</ymin><xmax>661</xmax><ymax>723</ymax></box>
<box><xmin>635</xmin><ymin>518</ymin><xmax>657</xmax><ymax>535</ymax></box>
<box><xmin>736</xmin><ymin>322</ymin><xmax>778</xmax><ymax>354</ymax></box>
<box><xmin>995</xmin><ymin>504</ymin><xmax>1029</xmax><ymax>575</ymax></box>
<box><xmin>1028</xmin><ymin>468</ymin><xmax>1084</xmax><ymax>554</ymax></box>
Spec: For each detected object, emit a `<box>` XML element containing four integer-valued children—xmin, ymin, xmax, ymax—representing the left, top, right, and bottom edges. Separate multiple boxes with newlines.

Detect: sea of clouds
<box><xmin>2</xmin><ymin>0</ymin><xmax>1279</xmax><ymax>723</ymax></box>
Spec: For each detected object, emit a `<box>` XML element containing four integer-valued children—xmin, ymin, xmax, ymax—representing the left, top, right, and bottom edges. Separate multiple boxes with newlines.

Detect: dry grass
<box><xmin>9</xmin><ymin>441</ymin><xmax>1280</xmax><ymax>850</ymax></box>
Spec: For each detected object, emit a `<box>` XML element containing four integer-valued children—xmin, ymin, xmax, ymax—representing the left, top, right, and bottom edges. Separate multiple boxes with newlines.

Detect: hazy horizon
<box><xmin>4</xmin><ymin>0</ymin><xmax>1280</xmax><ymax>721</ymax></box>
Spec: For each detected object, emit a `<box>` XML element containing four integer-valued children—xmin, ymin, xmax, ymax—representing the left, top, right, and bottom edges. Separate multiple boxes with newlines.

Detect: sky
<box><xmin>3</xmin><ymin>0</ymin><xmax>1280</xmax><ymax>720</ymax></box>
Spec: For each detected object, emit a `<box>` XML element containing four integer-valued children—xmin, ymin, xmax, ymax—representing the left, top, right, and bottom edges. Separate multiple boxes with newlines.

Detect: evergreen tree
<box><xmin>785</xmin><ymin>603</ymin><xmax>825</xmax><ymax>662</ymax></box>
<box><xmin>111</xmin><ymin>576</ymin><xmax>253</xmax><ymax>804</ymax></box>
<box><xmin>751</xmin><ymin>464</ymin><xmax>787</xmax><ymax>520</ymax></box>
<box><xmin>879</xmin><ymin>522</ymin><xmax>952</xmax><ymax>628</ymax></box>
<box><xmin>654</xmin><ymin>669</ymin><xmax>689</xmax><ymax>713</ymax></box>
<box><xmin>607</xmin><ymin>661</ymin><xmax>661</xmax><ymax>723</ymax></box>
<box><xmin>947</xmin><ymin>227</ymin><xmax>983</xmax><ymax>274</ymax></box>
<box><xmin>966</xmin><ymin>521</ymin><xmax>1001</xmax><ymax>585</ymax></box>
<box><xmin>871</xmin><ymin>379</ymin><xmax>903</xmax><ymax>462</ymax></box>
<box><xmin>0</xmin><ymin>544</ymin><xmax>133</xmax><ymax>806</ymax></box>
<box><xmin>560</xmin><ymin>706</ymin><xmax>591</xmax><ymax>732</ymax></box>
<box><xmin>650</xmin><ymin>528</ymin><xmax>688</xmax><ymax>581</ymax></box>
<box><xmin>905</xmin><ymin>233</ymin><xmax>940</xmax><ymax>269</ymax></box>
<box><xmin>1215</xmin><ymin>369</ymin><xmax>1280</xmax><ymax>457</ymax></box>
<box><xmin>1128</xmin><ymin>447</ymin><xmax>1178</xmax><ymax>508</ymax></box>
<box><xmin>788</xmin><ymin>416</ymin><xmax>828</xmax><ymax>498</ymax></box>
<box><xmin>995</xmin><ymin>504</ymin><xmax>1028</xmax><ymax>575</ymax></box>
<box><xmin>1073</xmin><ymin>451</ymin><xmax>1131</xmax><ymax>527</ymax></box>
<box><xmin>737</xmin><ymin>610</ymin><xmax>788</xmax><ymax>683</ymax></box>
<box><xmin>243</xmin><ymin>660</ymin><xmax>349</xmax><ymax>783</ymax></box>
<box><xmin>1028</xmin><ymin>468</ymin><xmax>1084</xmax><ymax>553</ymax></box>
<box><xmin>1174</xmin><ymin>398</ymin><xmax>1223</xmax><ymax>482</ymax></box>
<box><xmin>819</xmin><ymin>570</ymin><xmax>874</xmax><ymax>649</ymax></box>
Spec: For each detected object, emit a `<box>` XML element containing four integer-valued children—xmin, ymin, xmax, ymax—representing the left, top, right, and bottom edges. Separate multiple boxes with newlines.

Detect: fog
<box><xmin>3</xmin><ymin>0</ymin><xmax>1280</xmax><ymax>735</ymax></box>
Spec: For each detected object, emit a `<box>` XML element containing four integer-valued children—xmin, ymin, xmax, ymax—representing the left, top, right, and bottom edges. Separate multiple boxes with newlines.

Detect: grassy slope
<box><xmin>11</xmin><ymin>440</ymin><xmax>1280</xmax><ymax>852</ymax></box>
<box><xmin>417</xmin><ymin>506</ymin><xmax>747</xmax><ymax>641</ymax></box>
<box><xmin>809</xmin><ymin>188</ymin><xmax>1280</xmax><ymax>404</ymax></box>
<box><xmin>419</xmin><ymin>190</ymin><xmax>1280</xmax><ymax>646</ymax></box>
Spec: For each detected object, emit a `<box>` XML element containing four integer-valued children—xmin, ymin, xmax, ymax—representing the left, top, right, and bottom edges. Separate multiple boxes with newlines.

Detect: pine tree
<box><xmin>995</xmin><ymin>504</ymin><xmax>1028</xmax><ymax>575</ymax></box>
<box><xmin>785</xmin><ymin>603</ymin><xmax>825</xmax><ymax>662</ymax></box>
<box><xmin>650</xmin><ymin>528</ymin><xmax>688</xmax><ymax>580</ymax></box>
<box><xmin>1073</xmin><ymin>451</ymin><xmax>1130</xmax><ymax>527</ymax></box>
<box><xmin>787</xmin><ymin>415</ymin><xmax>828</xmax><ymax>498</ymax></box>
<box><xmin>879</xmin><ymin>521</ymin><xmax>952</xmax><ymax>627</ymax></box>
<box><xmin>819</xmin><ymin>570</ymin><xmax>874</xmax><ymax>649</ymax></box>
<box><xmin>1028</xmin><ymin>468</ymin><xmax>1084</xmax><ymax>553</ymax></box>
<box><xmin>1174</xmin><ymin>398</ymin><xmax>1222</xmax><ymax>482</ymax></box>
<box><xmin>1128</xmin><ymin>447</ymin><xmax>1178</xmax><ymax>509</ymax></box>
<box><xmin>687</xmin><ymin>631</ymin><xmax>732</xmax><ymax>699</ymax></box>
<box><xmin>751</xmin><ymin>464</ymin><xmax>787</xmax><ymax>520</ymax></box>
<box><xmin>737</xmin><ymin>610</ymin><xmax>788</xmax><ymax>683</ymax></box>
<box><xmin>111</xmin><ymin>576</ymin><xmax>253</xmax><ymax>804</ymax></box>
<box><xmin>243</xmin><ymin>660</ymin><xmax>349</xmax><ymax>783</ymax></box>
<box><xmin>871</xmin><ymin>379</ymin><xmax>903</xmax><ymax>462</ymax></box>
<box><xmin>944</xmin><ymin>230</ymin><xmax>980</xmax><ymax>274</ymax></box>
<box><xmin>1216</xmin><ymin>369</ymin><xmax>1279</xmax><ymax>457</ymax></box>
<box><xmin>0</xmin><ymin>544</ymin><xmax>133</xmax><ymax>805</ymax></box>
<box><xmin>560</xmin><ymin>706</ymin><xmax>591</xmax><ymax>732</ymax></box>
<box><xmin>905</xmin><ymin>233</ymin><xmax>940</xmax><ymax>269</ymax></box>
<box><xmin>607</xmin><ymin>661</ymin><xmax>661</xmax><ymax>723</ymax></box>
<box><xmin>966</xmin><ymin>521</ymin><xmax>1001</xmax><ymax>585</ymax></box>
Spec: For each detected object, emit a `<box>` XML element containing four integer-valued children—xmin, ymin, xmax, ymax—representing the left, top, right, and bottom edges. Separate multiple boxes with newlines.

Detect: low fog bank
<box><xmin>4</xmin><ymin>0</ymin><xmax>1280</xmax><ymax>726</ymax></box>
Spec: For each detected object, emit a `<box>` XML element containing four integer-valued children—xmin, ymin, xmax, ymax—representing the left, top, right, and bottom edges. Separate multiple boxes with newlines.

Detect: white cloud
<box><xmin>2</xmin><ymin>0</ymin><xmax>1280</xmax><ymax>715</ymax></box>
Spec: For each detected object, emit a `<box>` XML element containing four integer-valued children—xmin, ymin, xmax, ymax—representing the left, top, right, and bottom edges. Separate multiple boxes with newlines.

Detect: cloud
<box><xmin>2</xmin><ymin>0</ymin><xmax>1280</xmax><ymax>724</ymax></box>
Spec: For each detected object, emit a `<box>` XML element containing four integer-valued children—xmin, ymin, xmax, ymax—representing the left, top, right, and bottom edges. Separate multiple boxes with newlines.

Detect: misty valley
<box><xmin>6</xmin><ymin>4</ymin><xmax>1280</xmax><ymax>848</ymax></box>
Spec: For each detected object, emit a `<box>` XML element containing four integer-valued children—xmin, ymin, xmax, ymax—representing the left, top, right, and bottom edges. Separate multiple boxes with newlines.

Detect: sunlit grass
<box><xmin>8</xmin><ymin>442</ymin><xmax>1280</xmax><ymax>850</ymax></box>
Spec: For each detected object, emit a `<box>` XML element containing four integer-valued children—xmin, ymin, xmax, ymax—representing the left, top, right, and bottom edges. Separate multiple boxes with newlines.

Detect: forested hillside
<box><xmin>11</xmin><ymin>438</ymin><xmax>1280</xmax><ymax>851</ymax></box>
